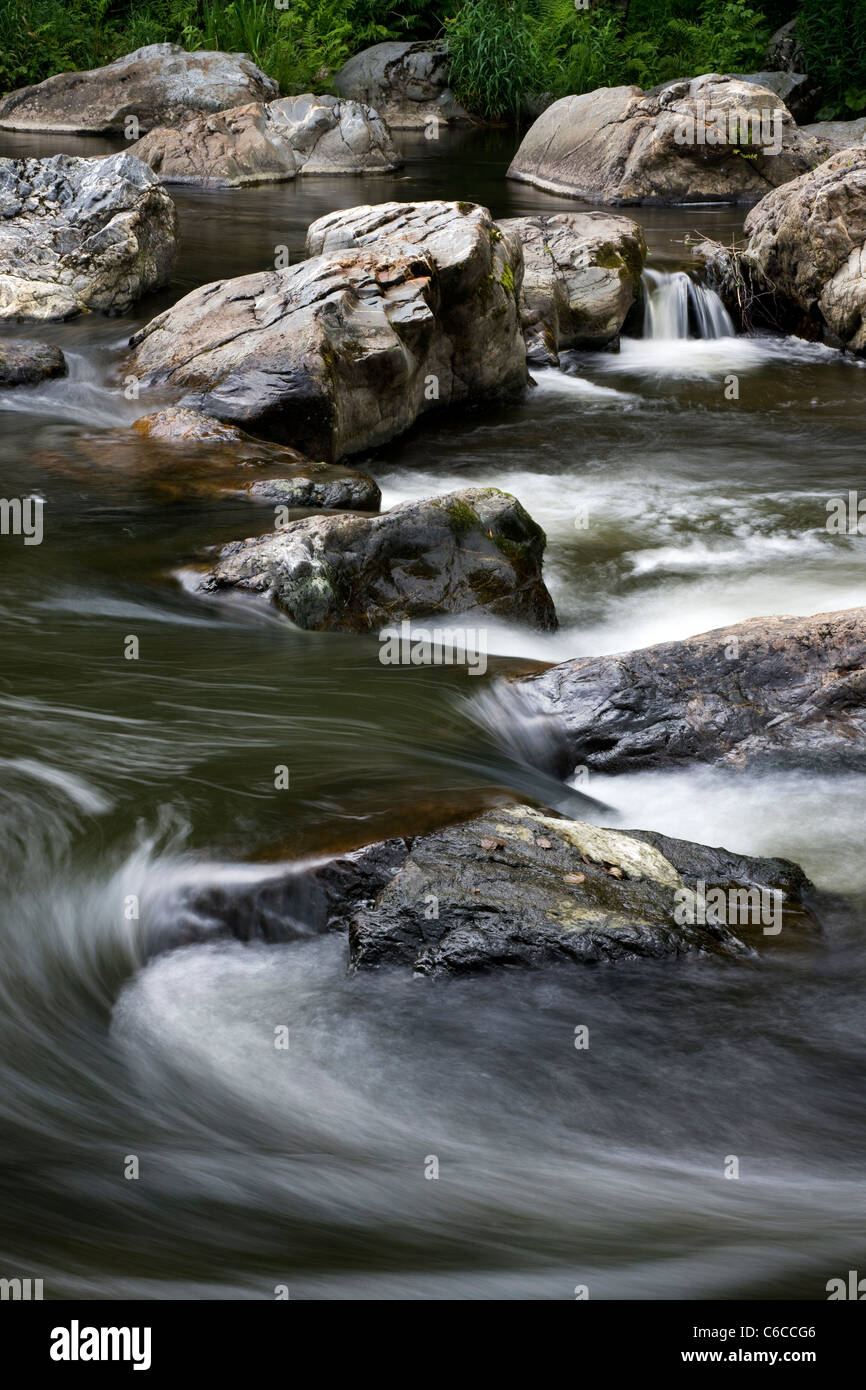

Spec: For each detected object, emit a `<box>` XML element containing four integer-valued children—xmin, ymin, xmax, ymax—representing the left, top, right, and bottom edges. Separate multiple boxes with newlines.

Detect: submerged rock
<box><xmin>131</xmin><ymin>407</ymin><xmax>381</xmax><ymax>509</ymax></box>
<box><xmin>129</xmin><ymin>200</ymin><xmax>526</xmax><ymax>460</ymax></box>
<box><xmin>195</xmin><ymin>486</ymin><xmax>557</xmax><ymax>632</ymax></box>
<box><xmin>521</xmin><ymin>608</ymin><xmax>866</xmax><ymax>774</ymax></box>
<box><xmin>0</xmin><ymin>153</ymin><xmax>177</xmax><ymax>322</ymax></box>
<box><xmin>0</xmin><ymin>43</ymin><xmax>277</xmax><ymax>134</ymax></box>
<box><xmin>345</xmin><ymin>804</ymin><xmax>819</xmax><ymax>973</ymax></box>
<box><xmin>334</xmin><ymin>41</ymin><xmax>472</xmax><ymax>129</ymax></box>
<box><xmin>738</xmin><ymin>148</ymin><xmax>866</xmax><ymax>351</ymax></box>
<box><xmin>128</xmin><ymin>94</ymin><xmax>401</xmax><ymax>186</ymax></box>
<box><xmin>508</xmin><ymin>76</ymin><xmax>823</xmax><ymax>205</ymax></box>
<box><xmin>0</xmin><ymin>338</ymin><xmax>66</xmax><ymax>385</ymax></box>
<box><xmin>497</xmin><ymin>212</ymin><xmax>647</xmax><ymax>362</ymax></box>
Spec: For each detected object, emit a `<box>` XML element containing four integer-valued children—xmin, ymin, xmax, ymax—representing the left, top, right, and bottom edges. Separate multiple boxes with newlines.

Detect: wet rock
<box><xmin>195</xmin><ymin>486</ymin><xmax>557</xmax><ymax>632</ymax></box>
<box><xmin>334</xmin><ymin>41</ymin><xmax>473</xmax><ymax>129</ymax></box>
<box><xmin>129</xmin><ymin>200</ymin><xmax>526</xmax><ymax>460</ymax></box>
<box><xmin>0</xmin><ymin>43</ymin><xmax>277</xmax><ymax>135</ymax></box>
<box><xmin>0</xmin><ymin>153</ymin><xmax>177</xmax><ymax>322</ymax></box>
<box><xmin>345</xmin><ymin>804</ymin><xmax>819</xmax><ymax>973</ymax></box>
<box><xmin>521</xmin><ymin>607</ymin><xmax>866</xmax><ymax>774</ymax></box>
<box><xmin>128</xmin><ymin>94</ymin><xmax>401</xmax><ymax>186</ymax></box>
<box><xmin>131</xmin><ymin>407</ymin><xmax>380</xmax><ymax>509</ymax></box>
<box><xmin>497</xmin><ymin>212</ymin><xmax>647</xmax><ymax>362</ymax></box>
<box><xmin>803</xmin><ymin>117</ymin><xmax>866</xmax><ymax>153</ymax></box>
<box><xmin>739</xmin><ymin>148</ymin><xmax>866</xmax><ymax>351</ymax></box>
<box><xmin>0</xmin><ymin>338</ymin><xmax>66</xmax><ymax>385</ymax></box>
<box><xmin>508</xmin><ymin>76</ymin><xmax>823</xmax><ymax>205</ymax></box>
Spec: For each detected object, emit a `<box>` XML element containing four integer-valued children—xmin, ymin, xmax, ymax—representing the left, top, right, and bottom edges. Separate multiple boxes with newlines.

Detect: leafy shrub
<box><xmin>798</xmin><ymin>0</ymin><xmax>866</xmax><ymax>120</ymax></box>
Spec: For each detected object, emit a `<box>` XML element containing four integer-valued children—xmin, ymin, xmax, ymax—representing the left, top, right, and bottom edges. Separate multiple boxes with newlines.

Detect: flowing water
<box><xmin>1</xmin><ymin>128</ymin><xmax>864</xmax><ymax>1300</ymax></box>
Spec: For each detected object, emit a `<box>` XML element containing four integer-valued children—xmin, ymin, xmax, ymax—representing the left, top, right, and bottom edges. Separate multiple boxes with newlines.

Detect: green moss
<box><xmin>500</xmin><ymin>262</ymin><xmax>515</xmax><ymax>295</ymax></box>
<box><xmin>446</xmin><ymin>498</ymin><xmax>479</xmax><ymax>538</ymax></box>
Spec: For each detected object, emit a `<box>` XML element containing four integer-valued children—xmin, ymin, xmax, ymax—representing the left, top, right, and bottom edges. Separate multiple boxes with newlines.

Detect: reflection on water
<box><xmin>0</xmin><ymin>126</ymin><xmax>864</xmax><ymax>1300</ymax></box>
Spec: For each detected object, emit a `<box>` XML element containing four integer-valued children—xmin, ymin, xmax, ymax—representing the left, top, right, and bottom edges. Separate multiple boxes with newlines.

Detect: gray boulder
<box><xmin>803</xmin><ymin>117</ymin><xmax>866</xmax><ymax>153</ymax></box>
<box><xmin>195</xmin><ymin>487</ymin><xmax>557</xmax><ymax>632</ymax></box>
<box><xmin>128</xmin><ymin>93</ymin><xmax>401</xmax><ymax>186</ymax></box>
<box><xmin>733</xmin><ymin>71</ymin><xmax>821</xmax><ymax>124</ymax></box>
<box><xmin>0</xmin><ymin>153</ymin><xmax>177</xmax><ymax>321</ymax></box>
<box><xmin>521</xmin><ymin>607</ymin><xmax>866</xmax><ymax>774</ymax></box>
<box><xmin>740</xmin><ymin>147</ymin><xmax>866</xmax><ymax>351</ymax></box>
<box><xmin>0</xmin><ymin>338</ymin><xmax>66</xmax><ymax>385</ymax></box>
<box><xmin>497</xmin><ymin>211</ymin><xmax>647</xmax><ymax>363</ymax></box>
<box><xmin>334</xmin><ymin>40</ymin><xmax>472</xmax><ymax>129</ymax></box>
<box><xmin>129</xmin><ymin>200</ymin><xmax>526</xmax><ymax>460</ymax></box>
<box><xmin>0</xmin><ymin>43</ymin><xmax>277</xmax><ymax>134</ymax></box>
<box><xmin>346</xmin><ymin>804</ymin><xmax>819</xmax><ymax>973</ymax></box>
<box><xmin>508</xmin><ymin>75</ymin><xmax>824</xmax><ymax>205</ymax></box>
<box><xmin>765</xmin><ymin>20</ymin><xmax>805</xmax><ymax>74</ymax></box>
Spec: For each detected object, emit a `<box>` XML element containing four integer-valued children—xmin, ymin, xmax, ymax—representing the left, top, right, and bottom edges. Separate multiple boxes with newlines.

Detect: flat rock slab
<box><xmin>521</xmin><ymin>608</ymin><xmax>866</xmax><ymax>773</ymax></box>
<box><xmin>0</xmin><ymin>338</ymin><xmax>66</xmax><ymax>385</ymax></box>
<box><xmin>508</xmin><ymin>75</ymin><xmax>824</xmax><ymax>205</ymax></box>
<box><xmin>804</xmin><ymin>118</ymin><xmax>866</xmax><ymax>152</ymax></box>
<box><xmin>0</xmin><ymin>43</ymin><xmax>277</xmax><ymax>134</ymax></box>
<box><xmin>194</xmin><ymin>486</ymin><xmax>557</xmax><ymax>632</ymax></box>
<box><xmin>346</xmin><ymin>804</ymin><xmax>819</xmax><ymax>973</ymax></box>
<box><xmin>0</xmin><ymin>153</ymin><xmax>177</xmax><ymax>321</ymax></box>
<box><xmin>129</xmin><ymin>200</ymin><xmax>526</xmax><ymax>460</ymax></box>
<box><xmin>334</xmin><ymin>40</ymin><xmax>472</xmax><ymax>129</ymax></box>
<box><xmin>498</xmin><ymin>211</ymin><xmax>647</xmax><ymax>362</ymax></box>
<box><xmin>741</xmin><ymin>147</ymin><xmax>866</xmax><ymax>351</ymax></box>
<box><xmin>128</xmin><ymin>94</ymin><xmax>401</xmax><ymax>186</ymax></box>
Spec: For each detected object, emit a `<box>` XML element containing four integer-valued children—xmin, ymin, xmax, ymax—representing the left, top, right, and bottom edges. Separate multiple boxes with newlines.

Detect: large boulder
<box><xmin>739</xmin><ymin>147</ymin><xmax>866</xmax><ymax>351</ymax></box>
<box><xmin>521</xmin><ymin>608</ymin><xmax>866</xmax><ymax>774</ymax></box>
<box><xmin>508</xmin><ymin>76</ymin><xmax>824</xmax><ymax>205</ymax></box>
<box><xmin>129</xmin><ymin>200</ymin><xmax>526</xmax><ymax>460</ymax></box>
<box><xmin>733</xmin><ymin>71</ymin><xmax>820</xmax><ymax>124</ymax></box>
<box><xmin>334</xmin><ymin>40</ymin><xmax>472</xmax><ymax>129</ymax></box>
<box><xmin>128</xmin><ymin>94</ymin><xmax>401</xmax><ymax>186</ymax></box>
<box><xmin>497</xmin><ymin>211</ymin><xmax>647</xmax><ymax>363</ymax></box>
<box><xmin>194</xmin><ymin>487</ymin><xmax>557</xmax><ymax>632</ymax></box>
<box><xmin>346</xmin><ymin>804</ymin><xmax>819</xmax><ymax>974</ymax></box>
<box><xmin>0</xmin><ymin>153</ymin><xmax>177</xmax><ymax>321</ymax></box>
<box><xmin>803</xmin><ymin>117</ymin><xmax>866</xmax><ymax>153</ymax></box>
<box><xmin>0</xmin><ymin>43</ymin><xmax>277</xmax><ymax>135</ymax></box>
<box><xmin>0</xmin><ymin>338</ymin><xmax>66</xmax><ymax>385</ymax></box>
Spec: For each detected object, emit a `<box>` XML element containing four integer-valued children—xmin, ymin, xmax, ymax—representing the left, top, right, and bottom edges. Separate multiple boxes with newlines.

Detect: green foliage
<box><xmin>445</xmin><ymin>0</ymin><xmax>540</xmax><ymax>121</ymax></box>
<box><xmin>798</xmin><ymin>0</ymin><xmax>866</xmax><ymax>120</ymax></box>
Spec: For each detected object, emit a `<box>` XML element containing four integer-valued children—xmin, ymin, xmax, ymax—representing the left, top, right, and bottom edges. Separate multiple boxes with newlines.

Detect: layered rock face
<box><xmin>0</xmin><ymin>153</ymin><xmax>178</xmax><ymax>321</ymax></box>
<box><xmin>0</xmin><ymin>44</ymin><xmax>277</xmax><ymax>134</ymax></box>
<box><xmin>520</xmin><ymin>608</ymin><xmax>866</xmax><ymax>774</ymax></box>
<box><xmin>498</xmin><ymin>212</ymin><xmax>647</xmax><ymax>362</ymax></box>
<box><xmin>334</xmin><ymin>41</ymin><xmax>472</xmax><ymax>128</ymax></box>
<box><xmin>128</xmin><ymin>94</ymin><xmax>401</xmax><ymax>186</ymax></box>
<box><xmin>345</xmin><ymin>804</ymin><xmax>819</xmax><ymax>974</ymax></box>
<box><xmin>508</xmin><ymin>76</ymin><xmax>824</xmax><ymax>204</ymax></box>
<box><xmin>738</xmin><ymin>148</ymin><xmax>866</xmax><ymax>351</ymax></box>
<box><xmin>195</xmin><ymin>487</ymin><xmax>557</xmax><ymax>632</ymax></box>
<box><xmin>129</xmin><ymin>201</ymin><xmax>526</xmax><ymax>460</ymax></box>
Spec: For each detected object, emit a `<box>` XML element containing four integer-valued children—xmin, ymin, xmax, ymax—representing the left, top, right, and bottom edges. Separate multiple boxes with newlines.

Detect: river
<box><xmin>1</xmin><ymin>127</ymin><xmax>864</xmax><ymax>1300</ymax></box>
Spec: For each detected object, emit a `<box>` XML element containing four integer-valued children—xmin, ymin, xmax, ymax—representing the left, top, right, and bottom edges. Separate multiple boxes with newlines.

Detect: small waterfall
<box><xmin>642</xmin><ymin>268</ymin><xmax>734</xmax><ymax>340</ymax></box>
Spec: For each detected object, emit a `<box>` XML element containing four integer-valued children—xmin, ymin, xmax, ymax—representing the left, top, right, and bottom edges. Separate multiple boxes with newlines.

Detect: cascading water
<box><xmin>642</xmin><ymin>267</ymin><xmax>734</xmax><ymax>340</ymax></box>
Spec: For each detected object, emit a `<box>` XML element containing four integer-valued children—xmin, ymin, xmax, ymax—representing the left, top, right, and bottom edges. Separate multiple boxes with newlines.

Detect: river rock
<box><xmin>803</xmin><ymin>117</ymin><xmax>866</xmax><ymax>153</ymax></box>
<box><xmin>734</xmin><ymin>71</ymin><xmax>820</xmax><ymax>124</ymax></box>
<box><xmin>0</xmin><ymin>338</ymin><xmax>66</xmax><ymax>385</ymax></box>
<box><xmin>334</xmin><ymin>41</ymin><xmax>472</xmax><ymax>129</ymax></box>
<box><xmin>0</xmin><ymin>153</ymin><xmax>177</xmax><ymax>322</ymax></box>
<box><xmin>129</xmin><ymin>200</ymin><xmax>526</xmax><ymax>459</ymax></box>
<box><xmin>194</xmin><ymin>487</ymin><xmax>557</xmax><ymax>632</ymax></box>
<box><xmin>508</xmin><ymin>76</ymin><xmax>823</xmax><ymax>205</ymax></box>
<box><xmin>128</xmin><ymin>94</ymin><xmax>401</xmax><ymax>186</ymax></box>
<box><xmin>521</xmin><ymin>607</ymin><xmax>866</xmax><ymax>774</ymax></box>
<box><xmin>345</xmin><ymin>804</ymin><xmax>819</xmax><ymax>973</ymax></box>
<box><xmin>497</xmin><ymin>212</ymin><xmax>647</xmax><ymax>363</ymax></box>
<box><xmin>131</xmin><ymin>407</ymin><xmax>380</xmax><ymax>510</ymax></box>
<box><xmin>739</xmin><ymin>148</ymin><xmax>866</xmax><ymax>351</ymax></box>
<box><xmin>0</xmin><ymin>43</ymin><xmax>277</xmax><ymax>135</ymax></box>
